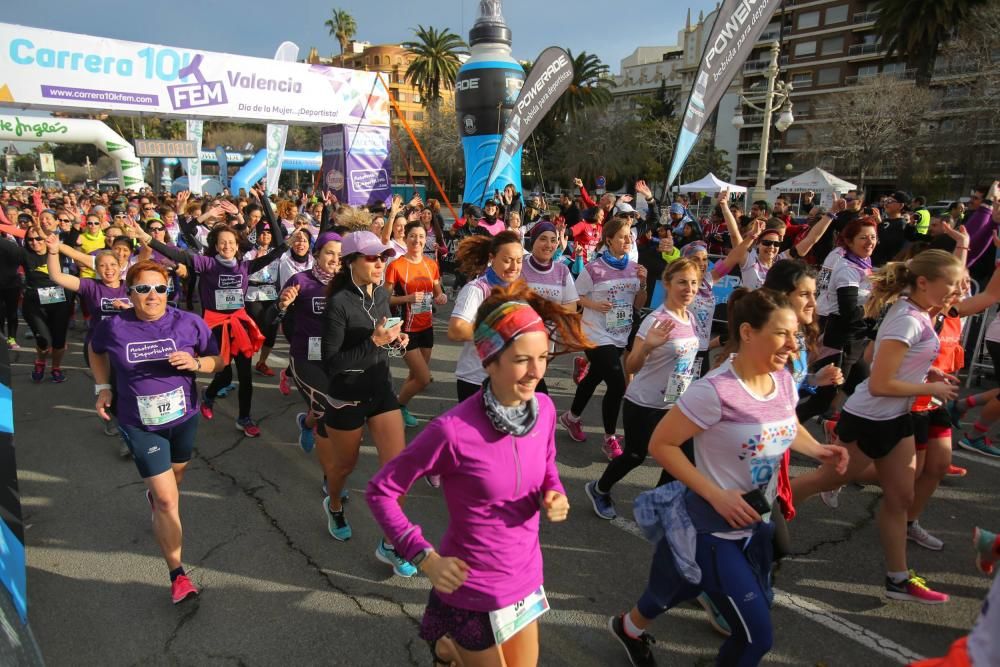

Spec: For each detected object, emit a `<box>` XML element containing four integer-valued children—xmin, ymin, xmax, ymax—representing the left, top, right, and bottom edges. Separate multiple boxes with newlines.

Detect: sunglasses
<box><xmin>87</xmin><ymin>221</ymin><xmax>101</xmax><ymax>226</ymax></box>
<box><xmin>148</xmin><ymin>226</ymin><xmax>165</xmax><ymax>232</ymax></box>
<box><xmin>58</xmin><ymin>218</ymin><xmax>73</xmax><ymax>223</ymax></box>
<box><xmin>883</xmin><ymin>198</ymin><xmax>898</xmax><ymax>204</ymax></box>
<box><xmin>25</xmin><ymin>236</ymin><xmax>44</xmax><ymax>242</ymax></box>
<box><xmin>114</xmin><ymin>214</ymin><xmax>127</xmax><ymax>219</ymax></box>
<box><xmin>759</xmin><ymin>239</ymin><xmax>782</xmax><ymax>248</ymax></box>
<box><xmin>128</xmin><ymin>283</ymin><xmax>168</xmax><ymax>295</ymax></box>
<box><xmin>143</xmin><ymin>206</ymin><xmax>155</xmax><ymax>210</ymax></box>
<box><xmin>362</xmin><ymin>253</ymin><xmax>392</xmax><ymax>263</ymax></box>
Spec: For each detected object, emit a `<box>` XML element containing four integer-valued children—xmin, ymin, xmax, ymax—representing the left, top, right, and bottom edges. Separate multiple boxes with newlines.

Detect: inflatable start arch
<box><xmin>0</xmin><ymin>114</ymin><xmax>148</xmax><ymax>189</ymax></box>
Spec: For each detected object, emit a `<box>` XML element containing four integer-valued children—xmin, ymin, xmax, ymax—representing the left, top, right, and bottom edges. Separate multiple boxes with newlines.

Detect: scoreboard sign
<box><xmin>133</xmin><ymin>138</ymin><xmax>199</xmax><ymax>158</ymax></box>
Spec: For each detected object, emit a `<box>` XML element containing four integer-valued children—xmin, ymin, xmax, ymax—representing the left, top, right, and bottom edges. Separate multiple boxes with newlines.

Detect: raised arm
<box><xmin>712</xmin><ymin>219</ymin><xmax>763</xmax><ymax>280</ymax></box>
<box><xmin>793</xmin><ymin>212</ymin><xmax>835</xmax><ymax>258</ymax></box>
<box><xmin>718</xmin><ymin>190</ymin><xmax>743</xmax><ymax>246</ymax></box>
<box><xmin>45</xmin><ymin>235</ymin><xmax>82</xmax><ymax>292</ymax></box>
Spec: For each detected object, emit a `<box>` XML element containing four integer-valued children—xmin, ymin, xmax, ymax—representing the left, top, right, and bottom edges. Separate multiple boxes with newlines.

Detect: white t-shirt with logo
<box><xmin>844</xmin><ymin>299</ymin><xmax>940</xmax><ymax>421</ymax></box>
<box><xmin>817</xmin><ymin>247</ymin><xmax>845</xmax><ymax>294</ymax></box>
<box><xmin>451</xmin><ymin>277</ymin><xmax>492</xmax><ymax>386</ymax></box>
<box><xmin>625</xmin><ymin>307</ymin><xmax>700</xmax><ymax>409</ymax></box>
<box><xmin>691</xmin><ymin>273</ymin><xmax>716</xmax><ymax>352</ymax></box>
<box><xmin>739</xmin><ymin>248</ymin><xmax>790</xmax><ymax>290</ymax></box>
<box><xmin>817</xmin><ymin>255</ymin><xmax>871</xmax><ymax>317</ymax></box>
<box><xmin>575</xmin><ymin>256</ymin><xmax>642</xmax><ymax>348</ymax></box>
<box><xmin>521</xmin><ymin>259</ymin><xmax>578</xmax><ymax>306</ymax></box>
<box><xmin>677</xmin><ymin>358</ymin><xmax>799</xmax><ymax>511</ymax></box>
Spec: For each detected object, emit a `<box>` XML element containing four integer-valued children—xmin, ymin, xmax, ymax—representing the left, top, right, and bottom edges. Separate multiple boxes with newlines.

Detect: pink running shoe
<box><xmin>278</xmin><ymin>368</ymin><xmax>291</xmax><ymax>396</ymax></box>
<box><xmin>171</xmin><ymin>574</ymin><xmax>199</xmax><ymax>604</ymax></box>
<box><xmin>822</xmin><ymin>419</ymin><xmax>838</xmax><ymax>444</ymax></box>
<box><xmin>885</xmin><ymin>571</ymin><xmax>949</xmax><ymax>604</ymax></box>
<box><xmin>236</xmin><ymin>417</ymin><xmax>261</xmax><ymax>438</ymax></box>
<box><xmin>573</xmin><ymin>356</ymin><xmax>590</xmax><ymax>384</ymax></box>
<box><xmin>603</xmin><ymin>435</ymin><xmax>624</xmax><ymax>460</ymax></box>
<box><xmin>559</xmin><ymin>411</ymin><xmax>586</xmax><ymax>442</ymax></box>
<box><xmin>974</xmin><ymin>527</ymin><xmax>1000</xmax><ymax>575</ymax></box>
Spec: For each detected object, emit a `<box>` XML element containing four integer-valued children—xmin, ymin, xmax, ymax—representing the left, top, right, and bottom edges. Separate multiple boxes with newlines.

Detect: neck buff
<box><xmin>600</xmin><ymin>250</ymin><xmax>629</xmax><ymax>270</ymax></box>
<box><xmin>484</xmin><ymin>266</ymin><xmax>508</xmax><ymax>287</ymax></box>
<box><xmin>481</xmin><ymin>378</ymin><xmax>538</xmax><ymax>436</ymax></box>
<box><xmin>312</xmin><ymin>264</ymin><xmax>335</xmax><ymax>285</ymax></box>
<box><xmin>528</xmin><ymin>256</ymin><xmax>552</xmax><ymax>272</ymax></box>
<box><xmin>474</xmin><ymin>300</ymin><xmax>547</xmax><ymax>367</ymax></box>
<box><xmin>845</xmin><ymin>250</ymin><xmax>873</xmax><ymax>273</ymax></box>
<box><xmin>216</xmin><ymin>256</ymin><xmax>238</xmax><ymax>268</ymax></box>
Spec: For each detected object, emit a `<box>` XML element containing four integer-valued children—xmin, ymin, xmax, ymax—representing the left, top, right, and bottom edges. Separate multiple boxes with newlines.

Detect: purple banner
<box><xmin>345</xmin><ymin>125</ymin><xmax>392</xmax><ymax>207</ymax></box>
<box><xmin>40</xmin><ymin>85</ymin><xmax>158</xmax><ymax>106</ymax></box>
<box><xmin>321</xmin><ymin>126</ymin><xmax>347</xmax><ymax>202</ymax></box>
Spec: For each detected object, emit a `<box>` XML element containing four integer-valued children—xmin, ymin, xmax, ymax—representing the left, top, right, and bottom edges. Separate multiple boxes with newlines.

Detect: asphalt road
<box><xmin>13</xmin><ymin>304</ymin><xmax>1000</xmax><ymax>667</ymax></box>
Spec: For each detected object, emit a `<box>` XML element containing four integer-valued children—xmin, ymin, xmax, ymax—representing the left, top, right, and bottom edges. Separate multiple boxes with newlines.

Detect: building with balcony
<box><xmin>727</xmin><ymin>0</ymin><xmax>997</xmax><ymax>196</ymax></box>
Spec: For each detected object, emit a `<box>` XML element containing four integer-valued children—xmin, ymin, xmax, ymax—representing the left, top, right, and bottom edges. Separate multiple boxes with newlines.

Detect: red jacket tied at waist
<box><xmin>203</xmin><ymin>308</ymin><xmax>264</xmax><ymax>364</ymax></box>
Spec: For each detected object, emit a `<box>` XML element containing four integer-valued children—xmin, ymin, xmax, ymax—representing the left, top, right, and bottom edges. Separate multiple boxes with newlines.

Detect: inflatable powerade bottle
<box><xmin>455</xmin><ymin>0</ymin><xmax>525</xmax><ymax>207</ymax></box>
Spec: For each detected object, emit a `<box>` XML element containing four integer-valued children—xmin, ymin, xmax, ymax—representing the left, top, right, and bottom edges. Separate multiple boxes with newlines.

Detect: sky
<box><xmin>4</xmin><ymin>0</ymin><xmax>721</xmax><ymax>75</ymax></box>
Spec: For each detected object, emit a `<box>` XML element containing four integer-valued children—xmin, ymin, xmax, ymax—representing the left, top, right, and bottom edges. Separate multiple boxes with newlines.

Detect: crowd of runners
<box><xmin>3</xmin><ymin>178</ymin><xmax>1000</xmax><ymax>667</ymax></box>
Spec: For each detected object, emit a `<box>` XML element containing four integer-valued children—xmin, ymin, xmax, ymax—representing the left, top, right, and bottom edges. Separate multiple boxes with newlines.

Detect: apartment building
<box><xmin>729</xmin><ymin>0</ymin><xmax>996</xmax><ymax>195</ymax></box>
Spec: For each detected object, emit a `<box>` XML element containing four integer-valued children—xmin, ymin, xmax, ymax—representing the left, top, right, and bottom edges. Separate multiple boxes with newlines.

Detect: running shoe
<box><xmin>957</xmin><ymin>434</ymin><xmax>1000</xmax><ymax>458</ymax></box>
<box><xmin>974</xmin><ymin>527</ymin><xmax>999</xmax><ymax>574</ymax></box>
<box><xmin>216</xmin><ymin>382</ymin><xmax>237</xmax><ymax>398</ymax></box>
<box><xmin>822</xmin><ymin>419</ymin><xmax>838</xmax><ymax>444</ymax></box>
<box><xmin>254</xmin><ymin>360</ymin><xmax>275</xmax><ymax>377</ymax></box>
<box><xmin>102</xmin><ymin>416</ymin><xmax>119</xmax><ymax>437</ymax></box>
<box><xmin>296</xmin><ymin>412</ymin><xmax>315</xmax><ymax>453</ymax></box>
<box><xmin>50</xmin><ymin>368</ymin><xmax>66</xmax><ymax>383</ymax></box>
<box><xmin>820</xmin><ymin>486</ymin><xmax>842</xmax><ymax>509</ymax></box>
<box><xmin>171</xmin><ymin>574</ymin><xmax>199</xmax><ymax>605</ymax></box>
<box><xmin>425</xmin><ymin>475</ymin><xmax>442</xmax><ymax>489</ymax></box>
<box><xmin>30</xmin><ymin>360</ymin><xmax>45</xmax><ymax>383</ymax></box>
<box><xmin>559</xmin><ymin>411</ymin><xmax>586</xmax><ymax>442</ymax></box>
<box><xmin>884</xmin><ymin>571</ymin><xmax>949</xmax><ymax>604</ymax></box>
<box><xmin>573</xmin><ymin>356</ymin><xmax>590</xmax><ymax>384</ymax></box>
<box><xmin>400</xmin><ymin>406</ymin><xmax>419</xmax><ymax>428</ymax></box>
<box><xmin>278</xmin><ymin>368</ymin><xmax>291</xmax><ymax>396</ymax></box>
<box><xmin>323</xmin><ymin>496</ymin><xmax>352</xmax><ymax>541</ymax></box>
<box><xmin>602</xmin><ymin>435</ymin><xmax>624</xmax><ymax>461</ymax></box>
<box><xmin>907</xmin><ymin>521</ymin><xmax>944</xmax><ymax>551</ymax></box>
<box><xmin>6</xmin><ymin>337</ymin><xmax>18</xmax><ymax>351</ymax></box>
<box><xmin>235</xmin><ymin>417</ymin><xmax>261</xmax><ymax>438</ymax></box>
<box><xmin>945</xmin><ymin>464</ymin><xmax>967</xmax><ymax>478</ymax></box>
<box><xmin>584</xmin><ymin>481</ymin><xmax>617</xmax><ymax>520</ymax></box>
<box><xmin>608</xmin><ymin>614</ymin><xmax>657</xmax><ymax>667</ymax></box>
<box><xmin>945</xmin><ymin>400</ymin><xmax>965</xmax><ymax>428</ymax></box>
<box><xmin>375</xmin><ymin>540</ymin><xmax>417</xmax><ymax>578</ymax></box>
<box><xmin>695</xmin><ymin>592</ymin><xmax>731</xmax><ymax>638</ymax></box>
<box><xmin>199</xmin><ymin>392</ymin><xmax>214</xmax><ymax>420</ymax></box>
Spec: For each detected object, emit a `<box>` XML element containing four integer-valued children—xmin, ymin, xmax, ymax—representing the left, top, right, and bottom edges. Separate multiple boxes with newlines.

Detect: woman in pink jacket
<box><xmin>367</xmin><ymin>281</ymin><xmax>591</xmax><ymax>667</ymax></box>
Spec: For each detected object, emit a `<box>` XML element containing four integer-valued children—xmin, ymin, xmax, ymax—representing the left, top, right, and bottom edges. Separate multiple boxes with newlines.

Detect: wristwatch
<box><xmin>410</xmin><ymin>548</ymin><xmax>433</xmax><ymax>567</ymax></box>
<box><xmin>94</xmin><ymin>383</ymin><xmax>112</xmax><ymax>395</ymax></box>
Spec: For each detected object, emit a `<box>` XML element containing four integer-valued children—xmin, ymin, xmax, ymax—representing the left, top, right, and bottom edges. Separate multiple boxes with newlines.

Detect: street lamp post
<box><xmin>731</xmin><ymin>42</ymin><xmax>794</xmax><ymax>202</ymax></box>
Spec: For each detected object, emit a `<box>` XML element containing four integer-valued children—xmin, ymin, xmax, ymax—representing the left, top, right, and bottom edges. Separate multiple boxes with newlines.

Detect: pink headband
<box><xmin>474</xmin><ymin>301</ymin><xmax>546</xmax><ymax>366</ymax></box>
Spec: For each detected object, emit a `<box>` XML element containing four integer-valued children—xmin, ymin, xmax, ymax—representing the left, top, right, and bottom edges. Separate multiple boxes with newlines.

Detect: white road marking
<box><xmin>953</xmin><ymin>450</ymin><xmax>1000</xmax><ymax>469</ymax></box>
<box><xmin>608</xmin><ymin>515</ymin><xmax>926</xmax><ymax>665</ymax></box>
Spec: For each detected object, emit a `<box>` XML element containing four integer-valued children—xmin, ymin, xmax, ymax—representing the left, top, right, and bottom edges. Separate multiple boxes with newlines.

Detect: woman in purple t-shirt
<box><xmin>367</xmin><ymin>282</ymin><xmax>590</xmax><ymax>667</ymax></box>
<box><xmin>89</xmin><ymin>260</ymin><xmax>223</xmax><ymax>606</ymax></box>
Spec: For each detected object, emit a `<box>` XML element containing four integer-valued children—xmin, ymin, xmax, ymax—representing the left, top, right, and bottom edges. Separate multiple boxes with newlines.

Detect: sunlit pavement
<box><xmin>15</xmin><ymin>305</ymin><xmax>1000</xmax><ymax>666</ymax></box>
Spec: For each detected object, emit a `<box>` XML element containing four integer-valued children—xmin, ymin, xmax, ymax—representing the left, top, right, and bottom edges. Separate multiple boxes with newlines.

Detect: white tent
<box><xmin>771</xmin><ymin>167</ymin><xmax>856</xmax><ymax>193</ymax></box>
<box><xmin>677</xmin><ymin>173</ymin><xmax>747</xmax><ymax>194</ymax></box>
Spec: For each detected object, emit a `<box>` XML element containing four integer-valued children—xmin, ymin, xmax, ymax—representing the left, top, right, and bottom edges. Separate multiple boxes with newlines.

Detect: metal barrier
<box><xmin>965</xmin><ymin>304</ymin><xmax>996</xmax><ymax>388</ymax></box>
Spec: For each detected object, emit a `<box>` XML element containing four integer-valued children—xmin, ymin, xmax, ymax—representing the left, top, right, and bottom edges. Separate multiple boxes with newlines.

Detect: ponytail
<box><xmin>456</xmin><ymin>230</ymin><xmax>521</xmax><ymax>277</ymax></box>
<box><xmin>864</xmin><ymin>249</ymin><xmax>962</xmax><ymax>319</ymax></box>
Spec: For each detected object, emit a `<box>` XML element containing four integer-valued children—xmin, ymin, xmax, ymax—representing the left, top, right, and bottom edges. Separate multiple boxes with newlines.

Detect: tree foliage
<box><xmin>325</xmin><ymin>9</ymin><xmax>358</xmax><ymax>55</ymax></box>
<box><xmin>402</xmin><ymin>26</ymin><xmax>467</xmax><ymax>105</ymax></box>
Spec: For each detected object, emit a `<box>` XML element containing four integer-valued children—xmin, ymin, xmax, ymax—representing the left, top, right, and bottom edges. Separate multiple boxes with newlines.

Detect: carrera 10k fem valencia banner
<box><xmin>666</xmin><ymin>0</ymin><xmax>782</xmax><ymax>186</ymax></box>
<box><xmin>0</xmin><ymin>23</ymin><xmax>389</xmax><ymax>126</ymax></box>
<box><xmin>484</xmin><ymin>46</ymin><xmax>573</xmax><ymax>194</ymax></box>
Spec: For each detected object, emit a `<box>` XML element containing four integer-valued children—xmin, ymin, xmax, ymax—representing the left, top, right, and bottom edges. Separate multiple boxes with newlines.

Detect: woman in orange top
<box><xmin>385</xmin><ymin>221</ymin><xmax>447</xmax><ymax>428</ymax></box>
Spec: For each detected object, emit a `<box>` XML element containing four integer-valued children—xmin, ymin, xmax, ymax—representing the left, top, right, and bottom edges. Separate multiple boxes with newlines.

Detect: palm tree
<box><xmin>550</xmin><ymin>50</ymin><xmax>614</xmax><ymax>124</ymax></box>
<box><xmin>402</xmin><ymin>26</ymin><xmax>468</xmax><ymax>105</ymax></box>
<box><xmin>873</xmin><ymin>0</ymin><xmax>989</xmax><ymax>86</ymax></box>
<box><xmin>325</xmin><ymin>9</ymin><xmax>357</xmax><ymax>55</ymax></box>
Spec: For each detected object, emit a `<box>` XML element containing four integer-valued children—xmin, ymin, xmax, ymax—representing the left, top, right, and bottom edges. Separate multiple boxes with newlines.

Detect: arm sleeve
<box><xmin>451</xmin><ymin>283</ymin><xmax>484</xmax><ymax>324</ymax></box>
<box><xmin>676</xmin><ymin>379</ymin><xmax>722</xmax><ymax>430</ymax></box>
<box><xmin>539</xmin><ymin>401</ymin><xmax>565</xmax><ymax>495</ymax></box>
<box><xmin>879</xmin><ymin>311</ymin><xmax>921</xmax><ymax>346</ymax></box>
<box><xmin>319</xmin><ymin>203</ymin><xmax>331</xmax><ymax>234</ymax></box>
<box><xmin>321</xmin><ymin>298</ymin><xmax>381</xmax><ymax>376</ymax></box>
<box><xmin>259</xmin><ymin>195</ymin><xmax>276</xmax><ymax>226</ymax></box>
<box><xmin>268</xmin><ymin>209</ymin><xmax>285</xmax><ymax>249</ymax></box>
<box><xmin>365</xmin><ymin>417</ymin><xmax>461</xmax><ymax>561</ymax></box>
<box><xmin>579</xmin><ymin>186</ymin><xmax>597</xmax><ymax>209</ymax></box>
<box><xmin>148</xmin><ymin>238</ymin><xmax>191</xmax><ymax>265</ymax></box>
<box><xmin>823</xmin><ymin>285</ymin><xmax>861</xmax><ymax>349</ymax></box>
<box><xmin>246</xmin><ymin>247</ymin><xmax>285</xmax><ymax>274</ymax></box>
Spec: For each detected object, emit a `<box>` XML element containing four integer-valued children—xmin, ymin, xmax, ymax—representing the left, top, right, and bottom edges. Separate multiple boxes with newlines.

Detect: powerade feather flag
<box><xmin>667</xmin><ymin>0</ymin><xmax>782</xmax><ymax>186</ymax></box>
<box><xmin>484</xmin><ymin>46</ymin><xmax>573</xmax><ymax>191</ymax></box>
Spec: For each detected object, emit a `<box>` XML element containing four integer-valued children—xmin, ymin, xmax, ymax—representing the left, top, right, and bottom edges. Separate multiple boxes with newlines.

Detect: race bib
<box><xmin>136</xmin><ymin>386</ymin><xmax>186</xmax><ymax>427</ymax></box>
<box><xmin>664</xmin><ymin>366</ymin><xmax>695</xmax><ymax>405</ymax></box>
<box><xmin>411</xmin><ymin>292</ymin><xmax>433</xmax><ymax>315</ymax></box>
<box><xmin>257</xmin><ymin>284</ymin><xmax>278</xmax><ymax>301</ymax></box>
<box><xmin>489</xmin><ymin>586</ymin><xmax>549</xmax><ymax>645</ymax></box>
<box><xmin>38</xmin><ymin>286</ymin><xmax>66</xmax><ymax>305</ymax></box>
<box><xmin>308</xmin><ymin>337</ymin><xmax>322</xmax><ymax>361</ymax></box>
<box><xmin>605</xmin><ymin>299</ymin><xmax>632</xmax><ymax>333</ymax></box>
<box><xmin>215</xmin><ymin>288</ymin><xmax>244</xmax><ymax>310</ymax></box>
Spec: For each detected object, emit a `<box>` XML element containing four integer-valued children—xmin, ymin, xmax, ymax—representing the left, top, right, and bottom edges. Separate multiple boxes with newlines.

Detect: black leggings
<box><xmin>245</xmin><ymin>299</ymin><xmax>278</xmax><ymax>347</ymax></box>
<box><xmin>22</xmin><ymin>294</ymin><xmax>71</xmax><ymax>351</ymax></box>
<box><xmin>0</xmin><ymin>285</ymin><xmax>20</xmax><ymax>339</ymax></box>
<box><xmin>571</xmin><ymin>344</ymin><xmax>626</xmax><ymax>435</ymax></box>
<box><xmin>795</xmin><ymin>339</ymin><xmax>870</xmax><ymax>422</ymax></box>
<box><xmin>205</xmin><ymin>327</ymin><xmax>253</xmax><ymax>419</ymax></box>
